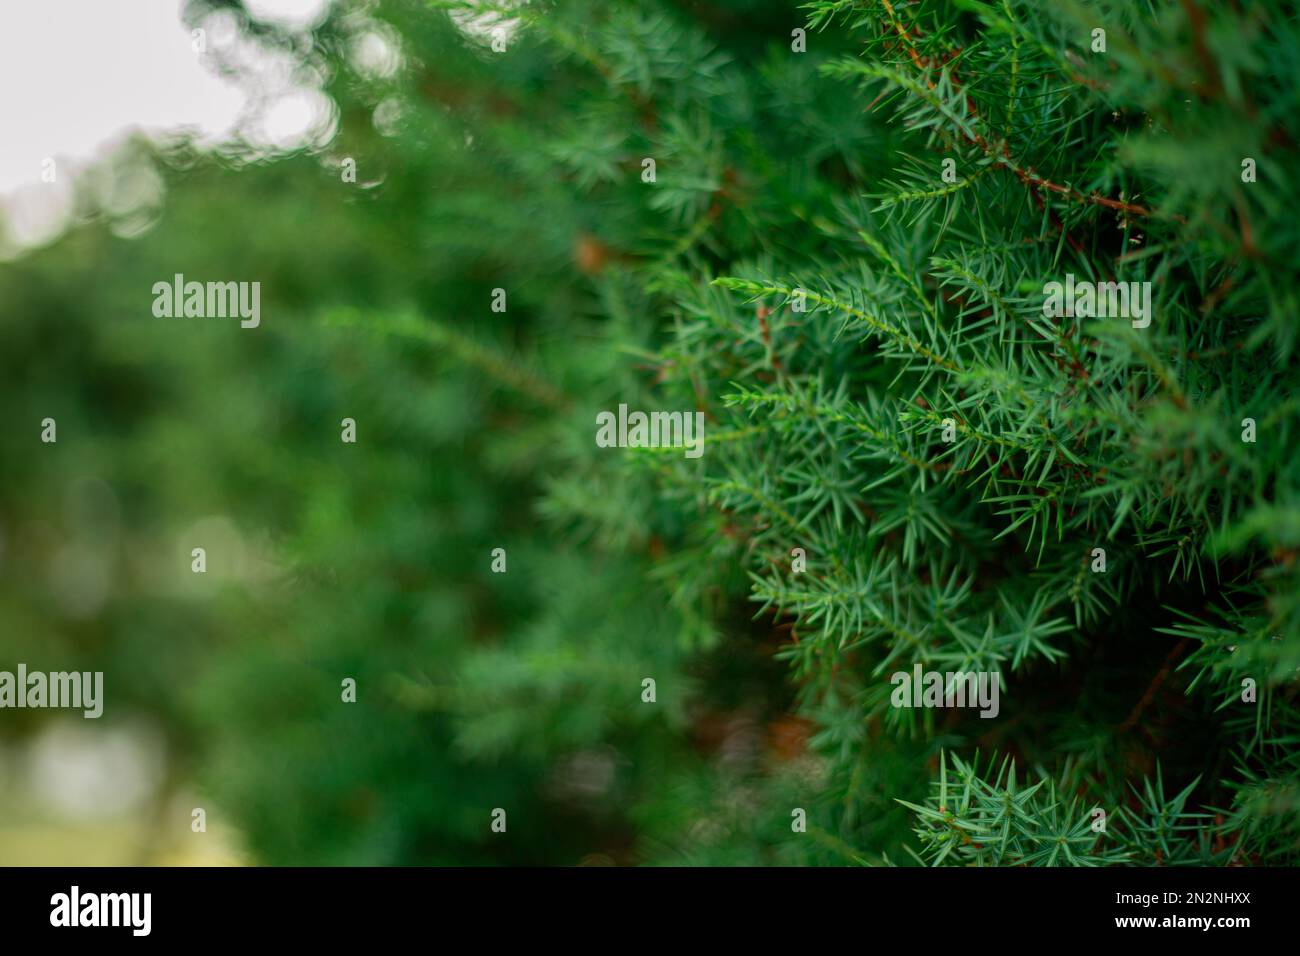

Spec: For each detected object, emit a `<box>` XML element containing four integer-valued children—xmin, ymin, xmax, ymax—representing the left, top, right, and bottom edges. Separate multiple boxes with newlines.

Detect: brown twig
<box><xmin>879</xmin><ymin>0</ymin><xmax>1174</xmax><ymax>226</ymax></box>
<box><xmin>1118</xmin><ymin>638</ymin><xmax>1190</xmax><ymax>735</ymax></box>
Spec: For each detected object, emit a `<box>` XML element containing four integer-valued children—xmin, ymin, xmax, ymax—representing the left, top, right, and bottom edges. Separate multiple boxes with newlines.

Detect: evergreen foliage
<box><xmin>1</xmin><ymin>0</ymin><xmax>1297</xmax><ymax>865</ymax></box>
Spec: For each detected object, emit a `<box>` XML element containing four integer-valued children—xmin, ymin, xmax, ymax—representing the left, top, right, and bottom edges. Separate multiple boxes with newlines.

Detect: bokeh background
<box><xmin>0</xmin><ymin>0</ymin><xmax>836</xmax><ymax>865</ymax></box>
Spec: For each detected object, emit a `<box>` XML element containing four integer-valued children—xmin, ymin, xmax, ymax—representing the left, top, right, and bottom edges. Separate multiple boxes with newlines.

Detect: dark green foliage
<box><xmin>2</xmin><ymin>0</ymin><xmax>1296</xmax><ymax>865</ymax></box>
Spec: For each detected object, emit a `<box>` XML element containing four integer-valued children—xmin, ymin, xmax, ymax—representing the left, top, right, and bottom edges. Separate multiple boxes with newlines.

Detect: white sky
<box><xmin>0</xmin><ymin>0</ymin><xmax>334</xmax><ymax>253</ymax></box>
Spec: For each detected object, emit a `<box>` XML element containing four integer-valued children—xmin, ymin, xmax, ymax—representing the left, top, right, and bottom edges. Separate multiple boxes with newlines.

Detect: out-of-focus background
<box><xmin>0</xmin><ymin>0</ymin><xmax>833</xmax><ymax>865</ymax></box>
<box><xmin>1</xmin><ymin>0</ymin><xmax>349</xmax><ymax>866</ymax></box>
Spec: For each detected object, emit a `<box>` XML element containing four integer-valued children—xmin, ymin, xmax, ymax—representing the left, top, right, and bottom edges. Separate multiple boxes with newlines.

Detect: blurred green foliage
<box><xmin>1</xmin><ymin>0</ymin><xmax>850</xmax><ymax>865</ymax></box>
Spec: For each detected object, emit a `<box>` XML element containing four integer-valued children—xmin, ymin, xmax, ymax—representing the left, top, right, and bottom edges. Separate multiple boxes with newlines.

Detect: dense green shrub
<box><xmin>2</xmin><ymin>0</ymin><xmax>1296</xmax><ymax>865</ymax></box>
